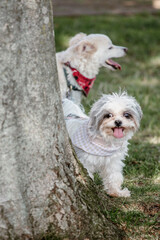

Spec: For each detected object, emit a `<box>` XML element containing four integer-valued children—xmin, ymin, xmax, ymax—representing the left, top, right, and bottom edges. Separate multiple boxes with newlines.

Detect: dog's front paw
<box><xmin>108</xmin><ymin>187</ymin><xmax>131</xmax><ymax>198</ymax></box>
<box><xmin>118</xmin><ymin>188</ymin><xmax>131</xmax><ymax>197</ymax></box>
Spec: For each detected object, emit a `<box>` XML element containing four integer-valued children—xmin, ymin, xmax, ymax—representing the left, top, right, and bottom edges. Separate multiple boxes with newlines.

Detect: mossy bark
<box><xmin>0</xmin><ymin>1</ymin><xmax>124</xmax><ymax>239</ymax></box>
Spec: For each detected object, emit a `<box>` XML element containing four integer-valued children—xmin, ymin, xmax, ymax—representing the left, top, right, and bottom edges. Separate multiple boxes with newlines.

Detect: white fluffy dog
<box><xmin>57</xmin><ymin>33</ymin><xmax>127</xmax><ymax>105</ymax></box>
<box><xmin>63</xmin><ymin>92</ymin><xmax>142</xmax><ymax>197</ymax></box>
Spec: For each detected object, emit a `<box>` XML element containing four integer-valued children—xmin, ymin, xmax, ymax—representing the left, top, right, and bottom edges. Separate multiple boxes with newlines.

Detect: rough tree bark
<box><xmin>0</xmin><ymin>1</ymin><xmax>124</xmax><ymax>239</ymax></box>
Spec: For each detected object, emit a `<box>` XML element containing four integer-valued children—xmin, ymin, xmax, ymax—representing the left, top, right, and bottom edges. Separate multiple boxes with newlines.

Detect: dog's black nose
<box><xmin>124</xmin><ymin>48</ymin><xmax>128</xmax><ymax>53</ymax></box>
<box><xmin>115</xmin><ymin>120</ymin><xmax>122</xmax><ymax>127</ymax></box>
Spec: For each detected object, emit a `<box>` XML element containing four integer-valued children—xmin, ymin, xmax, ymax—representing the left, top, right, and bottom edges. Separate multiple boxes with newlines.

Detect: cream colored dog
<box><xmin>63</xmin><ymin>92</ymin><xmax>142</xmax><ymax>197</ymax></box>
<box><xmin>56</xmin><ymin>33</ymin><xmax>127</xmax><ymax>105</ymax></box>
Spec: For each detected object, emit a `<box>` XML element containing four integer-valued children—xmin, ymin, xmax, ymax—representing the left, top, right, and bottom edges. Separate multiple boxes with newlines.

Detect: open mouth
<box><xmin>112</xmin><ymin>127</ymin><xmax>125</xmax><ymax>138</ymax></box>
<box><xmin>106</xmin><ymin>59</ymin><xmax>121</xmax><ymax>70</ymax></box>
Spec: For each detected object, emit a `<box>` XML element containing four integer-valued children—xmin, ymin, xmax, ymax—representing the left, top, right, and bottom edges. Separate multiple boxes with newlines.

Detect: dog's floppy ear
<box><xmin>133</xmin><ymin>100</ymin><xmax>143</xmax><ymax>129</ymax></box>
<box><xmin>88</xmin><ymin>97</ymin><xmax>108</xmax><ymax>136</ymax></box>
<box><xmin>136</xmin><ymin>102</ymin><xmax>143</xmax><ymax>121</ymax></box>
<box><xmin>69</xmin><ymin>32</ymin><xmax>87</xmax><ymax>46</ymax></box>
<box><xmin>88</xmin><ymin>113</ymin><xmax>98</xmax><ymax>134</ymax></box>
<box><xmin>75</xmin><ymin>40</ymin><xmax>97</xmax><ymax>55</ymax></box>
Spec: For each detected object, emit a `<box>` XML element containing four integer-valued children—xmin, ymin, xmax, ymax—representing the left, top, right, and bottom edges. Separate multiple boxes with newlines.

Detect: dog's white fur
<box><xmin>57</xmin><ymin>33</ymin><xmax>127</xmax><ymax>105</ymax></box>
<box><xmin>63</xmin><ymin>92</ymin><xmax>142</xmax><ymax>197</ymax></box>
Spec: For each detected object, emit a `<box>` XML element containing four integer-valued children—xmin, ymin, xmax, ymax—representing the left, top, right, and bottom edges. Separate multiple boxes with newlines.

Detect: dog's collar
<box><xmin>63</xmin><ymin>67</ymin><xmax>83</xmax><ymax>97</ymax></box>
<box><xmin>64</xmin><ymin>62</ymin><xmax>96</xmax><ymax>96</ymax></box>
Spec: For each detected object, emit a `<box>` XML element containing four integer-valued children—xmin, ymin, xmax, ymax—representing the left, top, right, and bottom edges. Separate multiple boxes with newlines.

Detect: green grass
<box><xmin>54</xmin><ymin>13</ymin><xmax>160</xmax><ymax>240</ymax></box>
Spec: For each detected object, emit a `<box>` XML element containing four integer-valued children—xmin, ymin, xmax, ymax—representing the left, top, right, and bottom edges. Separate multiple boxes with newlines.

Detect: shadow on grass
<box><xmin>124</xmin><ymin>141</ymin><xmax>160</xmax><ymax>178</ymax></box>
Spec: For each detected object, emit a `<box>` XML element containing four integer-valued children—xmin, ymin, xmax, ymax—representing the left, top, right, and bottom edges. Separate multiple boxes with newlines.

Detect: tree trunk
<box><xmin>0</xmin><ymin>1</ymin><xmax>124</xmax><ymax>239</ymax></box>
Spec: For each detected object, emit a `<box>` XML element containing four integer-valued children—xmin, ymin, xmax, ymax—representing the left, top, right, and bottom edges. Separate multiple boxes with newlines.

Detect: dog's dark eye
<box><xmin>108</xmin><ymin>46</ymin><xmax>113</xmax><ymax>50</ymax></box>
<box><xmin>104</xmin><ymin>113</ymin><xmax>112</xmax><ymax>119</ymax></box>
<box><xmin>124</xmin><ymin>113</ymin><xmax>132</xmax><ymax>119</ymax></box>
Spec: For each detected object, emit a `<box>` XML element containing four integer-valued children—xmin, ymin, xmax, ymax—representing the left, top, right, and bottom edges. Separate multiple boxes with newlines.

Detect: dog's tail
<box><xmin>62</xmin><ymin>98</ymin><xmax>86</xmax><ymax>118</ymax></box>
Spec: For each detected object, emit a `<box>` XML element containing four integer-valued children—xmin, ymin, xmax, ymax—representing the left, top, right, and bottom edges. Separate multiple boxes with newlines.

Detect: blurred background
<box><xmin>53</xmin><ymin>3</ymin><xmax>160</xmax><ymax>238</ymax></box>
<box><xmin>53</xmin><ymin>0</ymin><xmax>160</xmax><ymax>16</ymax></box>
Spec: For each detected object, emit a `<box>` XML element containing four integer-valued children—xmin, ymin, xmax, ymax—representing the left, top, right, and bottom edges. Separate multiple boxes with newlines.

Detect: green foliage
<box><xmin>94</xmin><ymin>172</ymin><xmax>103</xmax><ymax>186</ymax></box>
<box><xmin>54</xmin><ymin>13</ymin><xmax>160</xmax><ymax>239</ymax></box>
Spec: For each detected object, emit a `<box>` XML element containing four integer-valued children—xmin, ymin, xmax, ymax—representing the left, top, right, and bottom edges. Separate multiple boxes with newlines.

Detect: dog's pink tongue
<box><xmin>113</xmin><ymin>128</ymin><xmax>124</xmax><ymax>138</ymax></box>
<box><xmin>109</xmin><ymin>59</ymin><xmax>121</xmax><ymax>70</ymax></box>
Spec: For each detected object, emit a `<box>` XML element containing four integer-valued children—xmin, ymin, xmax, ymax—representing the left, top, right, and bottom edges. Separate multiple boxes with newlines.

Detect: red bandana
<box><xmin>64</xmin><ymin>62</ymin><xmax>96</xmax><ymax>96</ymax></box>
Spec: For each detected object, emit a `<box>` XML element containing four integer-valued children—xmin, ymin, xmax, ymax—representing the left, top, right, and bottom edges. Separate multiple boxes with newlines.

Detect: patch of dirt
<box><xmin>141</xmin><ymin>203</ymin><xmax>160</xmax><ymax>217</ymax></box>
